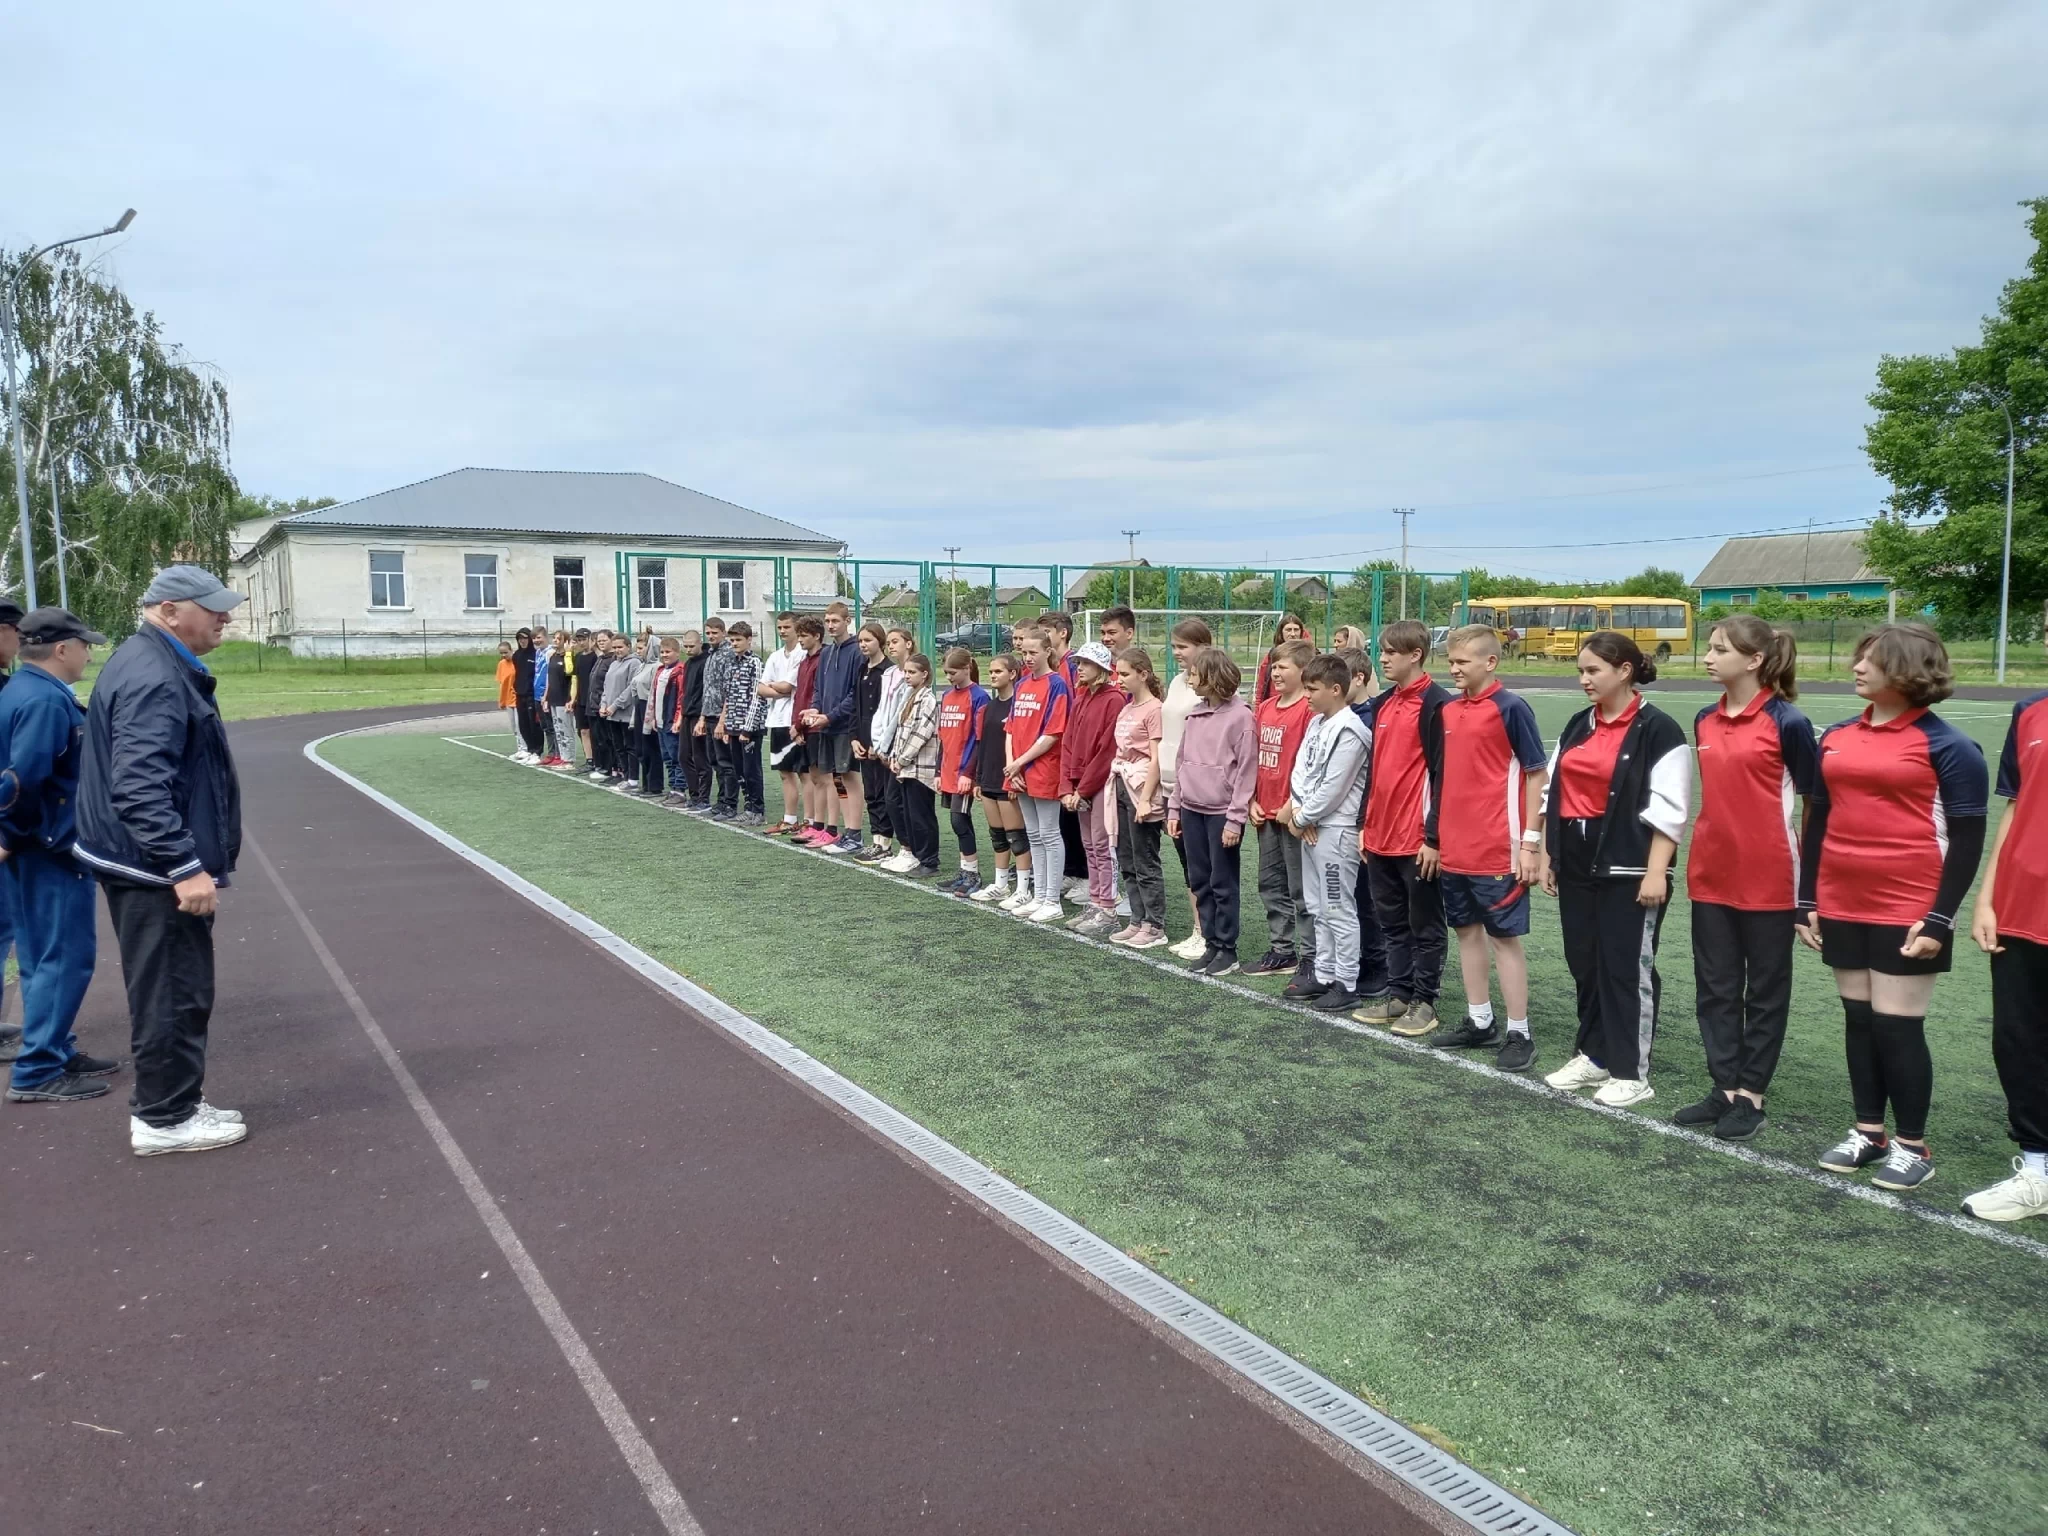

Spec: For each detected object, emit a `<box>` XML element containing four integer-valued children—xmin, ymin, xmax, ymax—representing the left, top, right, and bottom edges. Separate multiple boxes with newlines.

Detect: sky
<box><xmin>10</xmin><ymin>0</ymin><xmax>2045</xmax><ymax>582</ymax></box>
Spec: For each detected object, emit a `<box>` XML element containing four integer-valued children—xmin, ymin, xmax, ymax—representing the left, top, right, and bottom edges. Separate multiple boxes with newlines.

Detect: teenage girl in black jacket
<box><xmin>1538</xmin><ymin>631</ymin><xmax>1693</xmax><ymax>1109</ymax></box>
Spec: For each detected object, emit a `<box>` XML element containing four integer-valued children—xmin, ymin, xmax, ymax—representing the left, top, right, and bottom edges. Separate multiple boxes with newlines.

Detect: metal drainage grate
<box><xmin>312</xmin><ymin>729</ymin><xmax>1576</xmax><ymax>1536</ymax></box>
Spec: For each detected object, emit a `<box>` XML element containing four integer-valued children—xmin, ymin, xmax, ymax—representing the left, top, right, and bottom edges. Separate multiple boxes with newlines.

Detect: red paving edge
<box><xmin>2</xmin><ymin>707</ymin><xmax>1452</xmax><ymax>1536</ymax></box>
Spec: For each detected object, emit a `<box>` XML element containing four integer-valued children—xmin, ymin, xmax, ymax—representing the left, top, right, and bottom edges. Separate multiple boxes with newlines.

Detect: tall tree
<box><xmin>1</xmin><ymin>243</ymin><xmax>239</xmax><ymax>632</ymax></box>
<box><xmin>1863</xmin><ymin>198</ymin><xmax>2046</xmax><ymax>634</ymax></box>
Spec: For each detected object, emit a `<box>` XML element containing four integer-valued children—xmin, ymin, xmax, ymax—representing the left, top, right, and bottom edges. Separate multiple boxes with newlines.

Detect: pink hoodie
<box><xmin>1165</xmin><ymin>696</ymin><xmax>1257</xmax><ymax>827</ymax></box>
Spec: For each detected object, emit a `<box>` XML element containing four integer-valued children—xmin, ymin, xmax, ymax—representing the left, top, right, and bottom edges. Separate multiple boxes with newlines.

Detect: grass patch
<box><xmin>325</xmin><ymin>717</ymin><xmax>2047</xmax><ymax>1536</ymax></box>
<box><xmin>79</xmin><ymin>642</ymin><xmax>501</xmax><ymax>721</ymax></box>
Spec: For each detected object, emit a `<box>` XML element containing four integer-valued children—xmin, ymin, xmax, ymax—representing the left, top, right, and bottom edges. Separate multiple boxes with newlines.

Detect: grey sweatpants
<box><xmin>1019</xmin><ymin>794</ymin><xmax>1069</xmax><ymax>906</ymax></box>
<box><xmin>552</xmin><ymin>705</ymin><xmax>581</xmax><ymax>765</ymax></box>
<box><xmin>1300</xmin><ymin>826</ymin><xmax>1361</xmax><ymax>985</ymax></box>
<box><xmin>1257</xmin><ymin>819</ymin><xmax>1313</xmax><ymax>960</ymax></box>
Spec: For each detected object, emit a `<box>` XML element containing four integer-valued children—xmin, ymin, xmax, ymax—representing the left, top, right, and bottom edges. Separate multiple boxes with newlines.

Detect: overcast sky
<box><xmin>12</xmin><ymin>1</ymin><xmax>2044</xmax><ymax>580</ymax></box>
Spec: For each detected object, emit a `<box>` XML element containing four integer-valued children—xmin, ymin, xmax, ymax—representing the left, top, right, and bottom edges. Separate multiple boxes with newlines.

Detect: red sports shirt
<box><xmin>1005</xmin><ymin>670</ymin><xmax>1072</xmax><ymax>800</ymax></box>
<box><xmin>1689</xmin><ymin>691</ymin><xmax>1817</xmax><ymax>910</ymax></box>
<box><xmin>1433</xmin><ymin>681</ymin><xmax>1547</xmax><ymax>876</ymax></box>
<box><xmin>1362</xmin><ymin>675</ymin><xmax>1433</xmax><ymax>857</ymax></box>
<box><xmin>1990</xmin><ymin>693</ymin><xmax>2048</xmax><ymax>944</ymax></box>
<box><xmin>936</xmin><ymin>684</ymin><xmax>989</xmax><ymax>795</ymax></box>
<box><xmin>1252</xmin><ymin>693</ymin><xmax>1313</xmax><ymax>816</ymax></box>
<box><xmin>1553</xmin><ymin>693</ymin><xmax>1641</xmax><ymax>819</ymax></box>
<box><xmin>1811</xmin><ymin>706</ymin><xmax>1988</xmax><ymax>925</ymax></box>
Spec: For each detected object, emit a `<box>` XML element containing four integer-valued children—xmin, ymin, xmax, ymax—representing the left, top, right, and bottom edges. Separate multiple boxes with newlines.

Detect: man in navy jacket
<box><xmin>0</xmin><ymin>609</ymin><xmax>113</xmax><ymax>1105</ymax></box>
<box><xmin>76</xmin><ymin>566</ymin><xmax>248</xmax><ymax>1156</ymax></box>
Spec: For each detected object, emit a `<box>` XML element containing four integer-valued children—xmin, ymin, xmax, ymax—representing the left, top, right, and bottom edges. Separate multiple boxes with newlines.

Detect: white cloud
<box><xmin>11</xmin><ymin>0</ymin><xmax>2044</xmax><ymax>578</ymax></box>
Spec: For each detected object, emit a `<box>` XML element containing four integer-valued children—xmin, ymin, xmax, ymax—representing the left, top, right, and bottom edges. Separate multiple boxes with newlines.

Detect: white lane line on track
<box><xmin>246</xmin><ymin>836</ymin><xmax>704</xmax><ymax>1536</ymax></box>
<box><xmin>426</xmin><ymin>729</ymin><xmax>2048</xmax><ymax>1266</ymax></box>
<box><xmin>312</xmin><ymin>731</ymin><xmax>1575</xmax><ymax>1536</ymax></box>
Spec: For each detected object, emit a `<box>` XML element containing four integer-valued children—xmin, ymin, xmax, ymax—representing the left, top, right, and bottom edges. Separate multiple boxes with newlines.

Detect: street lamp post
<box><xmin>942</xmin><ymin>545</ymin><xmax>960</xmax><ymax>632</ymax></box>
<box><xmin>2</xmin><ymin>207</ymin><xmax>136</xmax><ymax>609</ymax></box>
<box><xmin>1997</xmin><ymin>398</ymin><xmax>2018</xmax><ymax>683</ymax></box>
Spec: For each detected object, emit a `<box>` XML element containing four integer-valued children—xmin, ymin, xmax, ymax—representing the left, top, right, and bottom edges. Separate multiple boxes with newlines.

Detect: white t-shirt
<box><xmin>761</xmin><ymin>643</ymin><xmax>802</xmax><ymax>729</ymax></box>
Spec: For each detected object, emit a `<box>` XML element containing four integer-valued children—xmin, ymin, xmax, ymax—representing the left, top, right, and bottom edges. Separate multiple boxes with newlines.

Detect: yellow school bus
<box><xmin>1467</xmin><ymin>596</ymin><xmax>1694</xmax><ymax>661</ymax></box>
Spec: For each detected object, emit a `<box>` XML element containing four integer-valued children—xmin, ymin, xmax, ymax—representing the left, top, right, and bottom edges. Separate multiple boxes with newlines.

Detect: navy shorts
<box><xmin>1818</xmin><ymin>915</ymin><xmax>1953</xmax><ymax>976</ymax></box>
<box><xmin>1439</xmin><ymin>871</ymin><xmax>1530</xmax><ymax>938</ymax></box>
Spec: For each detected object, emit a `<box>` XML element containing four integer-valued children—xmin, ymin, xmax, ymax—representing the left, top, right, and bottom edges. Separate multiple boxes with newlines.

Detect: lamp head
<box><xmin>111</xmin><ymin>209</ymin><xmax>136</xmax><ymax>233</ymax></box>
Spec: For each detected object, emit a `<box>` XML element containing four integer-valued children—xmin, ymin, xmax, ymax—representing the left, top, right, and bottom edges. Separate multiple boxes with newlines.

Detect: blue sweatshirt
<box><xmin>0</xmin><ymin>663</ymin><xmax>87</xmax><ymax>856</ymax></box>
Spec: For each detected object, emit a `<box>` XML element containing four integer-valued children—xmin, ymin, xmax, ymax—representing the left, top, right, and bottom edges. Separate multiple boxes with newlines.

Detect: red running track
<box><xmin>1</xmin><ymin>708</ymin><xmax>1456</xmax><ymax>1535</ymax></box>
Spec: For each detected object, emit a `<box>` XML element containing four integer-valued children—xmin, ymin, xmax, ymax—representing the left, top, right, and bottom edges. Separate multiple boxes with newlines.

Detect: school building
<box><xmin>231</xmin><ymin>468</ymin><xmax>845</xmax><ymax>656</ymax></box>
<box><xmin>1691</xmin><ymin>530</ymin><xmax>1891</xmax><ymax>608</ymax></box>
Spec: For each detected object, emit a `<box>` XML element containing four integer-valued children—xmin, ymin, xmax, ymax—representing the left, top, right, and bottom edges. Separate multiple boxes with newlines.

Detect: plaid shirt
<box><xmin>723</xmin><ymin>651</ymin><xmax>767</xmax><ymax>734</ymax></box>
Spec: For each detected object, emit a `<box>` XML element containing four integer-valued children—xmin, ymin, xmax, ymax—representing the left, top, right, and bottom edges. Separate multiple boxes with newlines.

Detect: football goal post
<box><xmin>1078</xmin><ymin>608</ymin><xmax>1286</xmax><ymax>681</ymax></box>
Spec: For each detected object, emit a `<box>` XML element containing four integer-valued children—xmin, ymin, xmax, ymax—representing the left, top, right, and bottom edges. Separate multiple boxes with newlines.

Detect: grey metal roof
<box><xmin>1692</xmin><ymin>530</ymin><xmax>1883</xmax><ymax>589</ymax></box>
<box><xmin>277</xmin><ymin>468</ymin><xmax>840</xmax><ymax>548</ymax></box>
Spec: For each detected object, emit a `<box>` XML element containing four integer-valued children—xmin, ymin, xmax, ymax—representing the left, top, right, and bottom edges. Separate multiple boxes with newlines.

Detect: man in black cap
<box><xmin>1</xmin><ymin>609</ymin><xmax>117</xmax><ymax>1104</ymax></box>
<box><xmin>76</xmin><ymin>565</ymin><xmax>247</xmax><ymax>1155</ymax></box>
<box><xmin>0</xmin><ymin>598</ymin><xmax>22</xmax><ymax>1066</ymax></box>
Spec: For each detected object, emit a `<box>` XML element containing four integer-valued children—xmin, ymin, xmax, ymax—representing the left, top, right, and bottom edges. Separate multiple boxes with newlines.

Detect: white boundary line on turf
<box><xmin>425</xmin><ymin>727</ymin><xmax>2048</xmax><ymax>1266</ymax></box>
<box><xmin>245</xmin><ymin>835</ymin><xmax>704</xmax><ymax>1536</ymax></box>
<box><xmin>312</xmin><ymin>726</ymin><xmax>1571</xmax><ymax>1536</ymax></box>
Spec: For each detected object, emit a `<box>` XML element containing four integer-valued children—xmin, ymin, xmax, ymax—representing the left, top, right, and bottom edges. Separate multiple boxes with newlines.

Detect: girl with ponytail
<box><xmin>1675</xmin><ymin>617</ymin><xmax>1820</xmax><ymax>1140</ymax></box>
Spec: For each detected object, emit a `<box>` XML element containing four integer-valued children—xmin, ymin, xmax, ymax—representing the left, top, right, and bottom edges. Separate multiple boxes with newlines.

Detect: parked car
<box><xmin>935</xmin><ymin>619</ymin><xmax>1014</xmax><ymax>654</ymax></box>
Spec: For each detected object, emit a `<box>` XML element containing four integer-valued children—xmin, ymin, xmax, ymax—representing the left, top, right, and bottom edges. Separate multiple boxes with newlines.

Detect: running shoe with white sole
<box><xmin>1544</xmin><ymin>1053</ymin><xmax>1611</xmax><ymax>1091</ymax></box>
<box><xmin>1169</xmin><ymin>931</ymin><xmax>1209</xmax><ymax>961</ymax></box>
<box><xmin>1593</xmin><ymin>1077</ymin><xmax>1655</xmax><ymax>1109</ymax></box>
<box><xmin>1389</xmin><ymin>1001</ymin><xmax>1440</xmax><ymax>1038</ymax></box>
<box><xmin>1961</xmin><ymin>1158</ymin><xmax>2048</xmax><ymax>1222</ymax></box>
<box><xmin>1869</xmin><ymin>1141</ymin><xmax>1934</xmax><ymax>1191</ymax></box>
<box><xmin>1027</xmin><ymin>900</ymin><xmax>1065</xmax><ymax>924</ymax></box>
<box><xmin>1817</xmin><ymin>1128</ymin><xmax>1889</xmax><ymax>1174</ymax></box>
<box><xmin>999</xmin><ymin>886</ymin><xmax>1036</xmax><ymax>912</ymax></box>
<box><xmin>970</xmin><ymin>882</ymin><xmax>1011</xmax><ymax>904</ymax></box>
<box><xmin>131</xmin><ymin>1112</ymin><xmax>249</xmax><ymax>1156</ymax></box>
<box><xmin>5</xmin><ymin>1072</ymin><xmax>109</xmax><ymax>1103</ymax></box>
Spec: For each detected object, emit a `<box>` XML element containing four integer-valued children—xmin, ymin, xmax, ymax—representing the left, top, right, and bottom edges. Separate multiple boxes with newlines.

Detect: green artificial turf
<box><xmin>322</xmin><ymin>714</ymin><xmax>2048</xmax><ymax>1536</ymax></box>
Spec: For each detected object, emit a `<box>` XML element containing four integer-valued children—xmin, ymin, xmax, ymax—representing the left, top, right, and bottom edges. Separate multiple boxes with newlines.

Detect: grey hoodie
<box><xmin>1288</xmin><ymin>706</ymin><xmax>1371</xmax><ymax>832</ymax></box>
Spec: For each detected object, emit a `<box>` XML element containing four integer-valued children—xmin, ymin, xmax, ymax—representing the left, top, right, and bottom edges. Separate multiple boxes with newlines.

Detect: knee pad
<box><xmin>1007</xmin><ymin>826</ymin><xmax>1031</xmax><ymax>855</ymax></box>
<box><xmin>832</xmin><ymin>773</ymin><xmax>850</xmax><ymax>794</ymax></box>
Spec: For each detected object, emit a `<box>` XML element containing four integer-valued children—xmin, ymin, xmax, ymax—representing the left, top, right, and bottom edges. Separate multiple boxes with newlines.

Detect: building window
<box><xmin>369</xmin><ymin>550</ymin><xmax>406</xmax><ymax>608</ymax></box>
<box><xmin>1729</xmin><ymin>593</ymin><xmax>1753</xmax><ymax>606</ymax></box>
<box><xmin>717</xmin><ymin>560</ymin><xmax>746</xmax><ymax>611</ymax></box>
<box><xmin>1788</xmin><ymin>592</ymin><xmax>1809</xmax><ymax>602</ymax></box>
<box><xmin>637</xmin><ymin>558</ymin><xmax>669</xmax><ymax>611</ymax></box>
<box><xmin>1827</xmin><ymin>590</ymin><xmax>1851</xmax><ymax>600</ymax></box>
<box><xmin>554</xmin><ymin>556</ymin><xmax>586</xmax><ymax>611</ymax></box>
<box><xmin>465</xmin><ymin>553</ymin><xmax>499</xmax><ymax>609</ymax></box>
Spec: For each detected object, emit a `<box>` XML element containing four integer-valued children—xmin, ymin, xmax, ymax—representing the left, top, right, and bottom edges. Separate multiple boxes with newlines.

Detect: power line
<box><xmin>1289</xmin><ymin>515</ymin><xmax>1875</xmax><ymax>566</ymax></box>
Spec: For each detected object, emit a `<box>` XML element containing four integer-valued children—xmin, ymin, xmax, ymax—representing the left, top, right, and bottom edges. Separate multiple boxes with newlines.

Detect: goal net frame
<box><xmin>1078</xmin><ymin>607</ymin><xmax>1287</xmax><ymax>679</ymax></box>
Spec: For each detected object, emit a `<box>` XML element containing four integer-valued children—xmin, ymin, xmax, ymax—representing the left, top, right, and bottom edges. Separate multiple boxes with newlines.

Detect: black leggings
<box><xmin>515</xmin><ymin>698</ymin><xmax>546</xmax><ymax>754</ymax></box>
<box><xmin>1843</xmin><ymin>998</ymin><xmax>1934</xmax><ymax>1141</ymax></box>
<box><xmin>898</xmin><ymin>779</ymin><xmax>939</xmax><ymax>868</ymax></box>
<box><xmin>946</xmin><ymin>792</ymin><xmax>977</xmax><ymax>856</ymax></box>
<box><xmin>860</xmin><ymin>756</ymin><xmax>895</xmax><ymax>838</ymax></box>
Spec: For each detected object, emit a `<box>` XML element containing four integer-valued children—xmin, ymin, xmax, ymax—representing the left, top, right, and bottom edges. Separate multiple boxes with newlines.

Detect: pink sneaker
<box><xmin>799</xmin><ymin>828</ymin><xmax>837</xmax><ymax>847</ymax></box>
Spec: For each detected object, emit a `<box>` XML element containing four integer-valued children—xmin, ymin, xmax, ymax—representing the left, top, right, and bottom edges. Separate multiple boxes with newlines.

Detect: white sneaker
<box><xmin>999</xmin><ymin>886</ymin><xmax>1036</xmax><ymax>912</ymax></box>
<box><xmin>131</xmin><ymin>1111</ymin><xmax>248</xmax><ymax>1156</ymax></box>
<box><xmin>1593</xmin><ymin>1077</ymin><xmax>1654</xmax><ymax>1108</ymax></box>
<box><xmin>197</xmin><ymin>1100</ymin><xmax>243</xmax><ymax>1124</ymax></box>
<box><xmin>1115</xmin><ymin>895</ymin><xmax>1132</xmax><ymax>918</ymax></box>
<box><xmin>1028</xmin><ymin>900</ymin><xmax>1065</xmax><ymax>924</ymax></box>
<box><xmin>1062</xmin><ymin>876</ymin><xmax>1089</xmax><ymax>900</ymax></box>
<box><xmin>1169</xmin><ymin>930</ymin><xmax>1209</xmax><ymax>960</ymax></box>
<box><xmin>1962</xmin><ymin>1158</ymin><xmax>2048</xmax><ymax>1222</ymax></box>
<box><xmin>882</xmin><ymin>850</ymin><xmax>921</xmax><ymax>874</ymax></box>
<box><xmin>970</xmin><ymin>882</ymin><xmax>1009</xmax><ymax>903</ymax></box>
<box><xmin>1544</xmin><ymin>1053</ymin><xmax>1611</xmax><ymax>1091</ymax></box>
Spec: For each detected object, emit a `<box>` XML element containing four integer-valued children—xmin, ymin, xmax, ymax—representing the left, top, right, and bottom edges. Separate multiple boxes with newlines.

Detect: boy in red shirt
<box><xmin>1247</xmin><ymin>639</ymin><xmax>1317</xmax><ymax>978</ymax></box>
<box><xmin>1422</xmin><ymin>626</ymin><xmax>1548</xmax><ymax>1071</ymax></box>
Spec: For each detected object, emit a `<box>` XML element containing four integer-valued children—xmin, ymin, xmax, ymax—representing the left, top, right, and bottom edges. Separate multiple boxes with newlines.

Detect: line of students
<box><xmin>498</xmin><ymin>606</ymin><xmax>2048</xmax><ymax>1225</ymax></box>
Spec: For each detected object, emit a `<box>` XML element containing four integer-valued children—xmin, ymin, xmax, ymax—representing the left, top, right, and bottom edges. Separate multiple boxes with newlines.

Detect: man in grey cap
<box><xmin>1</xmin><ymin>609</ymin><xmax>116</xmax><ymax>1104</ymax></box>
<box><xmin>76</xmin><ymin>565</ymin><xmax>248</xmax><ymax>1155</ymax></box>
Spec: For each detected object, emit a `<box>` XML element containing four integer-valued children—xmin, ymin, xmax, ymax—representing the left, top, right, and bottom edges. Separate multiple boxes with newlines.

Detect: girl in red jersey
<box><xmin>1966</xmin><ymin>687</ymin><xmax>2048</xmax><ymax>1221</ymax></box>
<box><xmin>976</xmin><ymin>653</ymin><xmax>1032</xmax><ymax>908</ymax></box>
<box><xmin>1254</xmin><ymin>613</ymin><xmax>1310</xmax><ymax>705</ymax></box>
<box><xmin>1006</xmin><ymin>627</ymin><xmax>1074</xmax><ymax>924</ymax></box>
<box><xmin>1058</xmin><ymin>641</ymin><xmax>1127</xmax><ymax>936</ymax></box>
<box><xmin>1677</xmin><ymin>616</ymin><xmax>1818</xmax><ymax>1140</ymax></box>
<box><xmin>933</xmin><ymin>648</ymin><xmax>991</xmax><ymax>897</ymax></box>
<box><xmin>1798</xmin><ymin>623</ymin><xmax>1987</xmax><ymax>1192</ymax></box>
<box><xmin>1538</xmin><ymin>631</ymin><xmax>1692</xmax><ymax>1110</ymax></box>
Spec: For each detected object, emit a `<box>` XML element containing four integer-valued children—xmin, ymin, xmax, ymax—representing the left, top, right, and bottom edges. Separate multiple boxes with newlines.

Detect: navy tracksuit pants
<box><xmin>5</xmin><ymin>848</ymin><xmax>97</xmax><ymax>1090</ymax></box>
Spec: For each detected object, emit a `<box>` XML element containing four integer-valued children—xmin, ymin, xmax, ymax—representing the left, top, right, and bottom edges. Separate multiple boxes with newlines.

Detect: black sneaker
<box><xmin>1714</xmin><ymin>1100</ymin><xmax>1767</xmax><ymax>1141</ymax></box>
<box><xmin>1282</xmin><ymin>975</ymin><xmax>1331</xmax><ymax>1002</ymax></box>
<box><xmin>0</xmin><ymin>1025</ymin><xmax>21</xmax><ymax>1062</ymax></box>
<box><xmin>1672</xmin><ymin>1091</ymin><xmax>1732</xmax><ymax>1127</ymax></box>
<box><xmin>1201</xmin><ymin>950</ymin><xmax>1241</xmax><ymax>977</ymax></box>
<box><xmin>1242</xmin><ymin>949</ymin><xmax>1297</xmax><ymax>977</ymax></box>
<box><xmin>1190</xmin><ymin>946</ymin><xmax>1219</xmax><ymax>971</ymax></box>
<box><xmin>66</xmin><ymin>1052</ymin><xmax>125</xmax><ymax>1078</ymax></box>
<box><xmin>1311</xmin><ymin>984</ymin><xmax>1358</xmax><ymax>1013</ymax></box>
<box><xmin>5</xmin><ymin>1072</ymin><xmax>110</xmax><ymax>1104</ymax></box>
<box><xmin>1438</xmin><ymin>1019</ymin><xmax>1504</xmax><ymax>1050</ymax></box>
<box><xmin>1494</xmin><ymin>1032</ymin><xmax>1537</xmax><ymax>1073</ymax></box>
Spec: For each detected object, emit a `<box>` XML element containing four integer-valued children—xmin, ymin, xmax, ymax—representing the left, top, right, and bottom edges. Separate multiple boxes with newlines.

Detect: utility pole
<box><xmin>1997</xmin><ymin>399</ymin><xmax>2017</xmax><ymax>682</ymax></box>
<box><xmin>943</xmin><ymin>545</ymin><xmax>961</xmax><ymax>631</ymax></box>
<box><xmin>3</xmin><ymin>208</ymin><xmax>136</xmax><ymax>609</ymax></box>
<box><xmin>1393</xmin><ymin>507</ymin><xmax>1415</xmax><ymax>619</ymax></box>
<box><xmin>1119</xmin><ymin>529</ymin><xmax>1141</xmax><ymax>608</ymax></box>
<box><xmin>49</xmin><ymin>461</ymin><xmax>67</xmax><ymax>609</ymax></box>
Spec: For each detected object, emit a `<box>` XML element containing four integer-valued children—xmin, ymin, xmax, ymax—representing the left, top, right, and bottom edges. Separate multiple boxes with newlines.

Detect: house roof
<box><xmin>269</xmin><ymin>468</ymin><xmax>840</xmax><ymax>548</ymax></box>
<box><xmin>868</xmin><ymin>585</ymin><xmax>920</xmax><ymax>608</ymax></box>
<box><xmin>1692</xmin><ymin>530</ymin><xmax>1883</xmax><ymax>590</ymax></box>
<box><xmin>993</xmin><ymin>585</ymin><xmax>1049</xmax><ymax>606</ymax></box>
<box><xmin>1062</xmin><ymin>560</ymin><xmax>1149</xmax><ymax>600</ymax></box>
